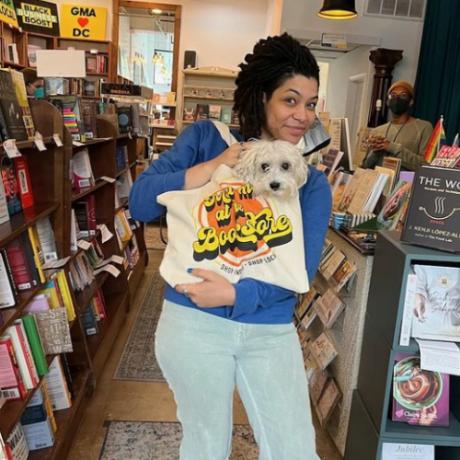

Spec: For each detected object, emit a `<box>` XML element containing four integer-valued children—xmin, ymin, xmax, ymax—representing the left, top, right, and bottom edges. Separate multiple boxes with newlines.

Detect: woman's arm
<box><xmin>129</xmin><ymin>122</ymin><xmax>242</xmax><ymax>222</ymax></box>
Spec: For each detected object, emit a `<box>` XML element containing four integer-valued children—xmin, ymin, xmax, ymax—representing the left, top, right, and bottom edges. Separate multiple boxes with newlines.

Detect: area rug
<box><xmin>99</xmin><ymin>421</ymin><xmax>258</xmax><ymax>460</ymax></box>
<box><xmin>145</xmin><ymin>223</ymin><xmax>167</xmax><ymax>251</ymax></box>
<box><xmin>114</xmin><ymin>270</ymin><xmax>165</xmax><ymax>381</ymax></box>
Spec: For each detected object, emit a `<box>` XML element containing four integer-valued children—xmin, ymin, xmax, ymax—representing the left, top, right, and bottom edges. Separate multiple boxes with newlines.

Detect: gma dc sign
<box><xmin>60</xmin><ymin>4</ymin><xmax>107</xmax><ymax>40</ymax></box>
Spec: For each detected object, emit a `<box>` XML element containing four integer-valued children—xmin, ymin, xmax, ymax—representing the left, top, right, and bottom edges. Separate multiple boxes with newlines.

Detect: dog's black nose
<box><xmin>270</xmin><ymin>182</ymin><xmax>280</xmax><ymax>191</ymax></box>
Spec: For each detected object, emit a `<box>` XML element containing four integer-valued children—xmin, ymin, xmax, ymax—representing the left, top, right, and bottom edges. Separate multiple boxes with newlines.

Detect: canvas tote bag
<box><xmin>157</xmin><ymin>121</ymin><xmax>309</xmax><ymax>293</ymax></box>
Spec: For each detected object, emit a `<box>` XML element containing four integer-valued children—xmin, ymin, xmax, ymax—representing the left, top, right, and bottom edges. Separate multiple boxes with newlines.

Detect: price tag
<box><xmin>100</xmin><ymin>176</ymin><xmax>116</xmax><ymax>183</ymax></box>
<box><xmin>97</xmin><ymin>224</ymin><xmax>114</xmax><ymax>243</ymax></box>
<box><xmin>34</xmin><ymin>131</ymin><xmax>47</xmax><ymax>151</ymax></box>
<box><xmin>94</xmin><ymin>263</ymin><xmax>121</xmax><ymax>278</ymax></box>
<box><xmin>53</xmin><ymin>133</ymin><xmax>63</xmax><ymax>147</ymax></box>
<box><xmin>73</xmin><ymin>141</ymin><xmax>84</xmax><ymax>147</ymax></box>
<box><xmin>77</xmin><ymin>240</ymin><xmax>92</xmax><ymax>250</ymax></box>
<box><xmin>3</xmin><ymin>139</ymin><xmax>21</xmax><ymax>158</ymax></box>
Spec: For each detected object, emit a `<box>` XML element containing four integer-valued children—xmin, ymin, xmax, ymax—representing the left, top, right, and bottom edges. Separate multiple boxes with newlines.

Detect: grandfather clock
<box><xmin>367</xmin><ymin>48</ymin><xmax>403</xmax><ymax>127</ymax></box>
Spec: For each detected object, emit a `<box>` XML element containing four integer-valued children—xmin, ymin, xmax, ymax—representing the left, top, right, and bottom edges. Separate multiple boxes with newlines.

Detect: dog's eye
<box><xmin>281</xmin><ymin>162</ymin><xmax>290</xmax><ymax>170</ymax></box>
<box><xmin>261</xmin><ymin>163</ymin><xmax>270</xmax><ymax>172</ymax></box>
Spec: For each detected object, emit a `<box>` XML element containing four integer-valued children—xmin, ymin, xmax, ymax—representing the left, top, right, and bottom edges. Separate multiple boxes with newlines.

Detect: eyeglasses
<box><xmin>388</xmin><ymin>92</ymin><xmax>411</xmax><ymax>101</ymax></box>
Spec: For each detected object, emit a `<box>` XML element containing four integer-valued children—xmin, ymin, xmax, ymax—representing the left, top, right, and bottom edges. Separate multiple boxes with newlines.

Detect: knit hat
<box><xmin>388</xmin><ymin>80</ymin><xmax>414</xmax><ymax>98</ymax></box>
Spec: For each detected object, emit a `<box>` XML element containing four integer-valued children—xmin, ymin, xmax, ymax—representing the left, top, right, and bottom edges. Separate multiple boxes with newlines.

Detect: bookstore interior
<box><xmin>0</xmin><ymin>0</ymin><xmax>460</xmax><ymax>459</ymax></box>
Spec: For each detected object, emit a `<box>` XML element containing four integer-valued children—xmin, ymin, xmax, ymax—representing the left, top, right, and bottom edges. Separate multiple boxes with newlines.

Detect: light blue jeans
<box><xmin>155</xmin><ymin>300</ymin><xmax>319</xmax><ymax>460</ymax></box>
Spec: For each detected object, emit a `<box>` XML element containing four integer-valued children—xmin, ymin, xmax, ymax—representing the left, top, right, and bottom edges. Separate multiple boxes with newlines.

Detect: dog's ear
<box><xmin>292</xmin><ymin>148</ymin><xmax>309</xmax><ymax>188</ymax></box>
<box><xmin>234</xmin><ymin>144</ymin><xmax>259</xmax><ymax>183</ymax></box>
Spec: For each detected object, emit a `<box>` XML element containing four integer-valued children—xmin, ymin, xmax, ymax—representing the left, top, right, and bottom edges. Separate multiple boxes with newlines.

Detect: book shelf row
<box><xmin>0</xmin><ymin>97</ymin><xmax>147</xmax><ymax>459</ymax></box>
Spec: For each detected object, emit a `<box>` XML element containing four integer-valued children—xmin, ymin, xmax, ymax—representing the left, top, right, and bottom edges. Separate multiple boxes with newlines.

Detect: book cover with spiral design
<box><xmin>402</xmin><ymin>165</ymin><xmax>460</xmax><ymax>253</ymax></box>
<box><xmin>392</xmin><ymin>354</ymin><xmax>449</xmax><ymax>426</ymax></box>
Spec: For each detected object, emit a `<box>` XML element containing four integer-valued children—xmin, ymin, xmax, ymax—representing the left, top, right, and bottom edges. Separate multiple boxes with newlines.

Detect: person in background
<box><xmin>21</xmin><ymin>68</ymin><xmax>45</xmax><ymax>98</ymax></box>
<box><xmin>129</xmin><ymin>33</ymin><xmax>331</xmax><ymax>460</ymax></box>
<box><xmin>363</xmin><ymin>80</ymin><xmax>433</xmax><ymax>170</ymax></box>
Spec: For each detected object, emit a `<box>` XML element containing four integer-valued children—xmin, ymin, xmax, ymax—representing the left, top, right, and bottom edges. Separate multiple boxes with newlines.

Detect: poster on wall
<box><xmin>0</xmin><ymin>0</ymin><xmax>19</xmax><ymax>27</ymax></box>
<box><xmin>60</xmin><ymin>4</ymin><xmax>106</xmax><ymax>40</ymax></box>
<box><xmin>14</xmin><ymin>0</ymin><xmax>60</xmax><ymax>36</ymax></box>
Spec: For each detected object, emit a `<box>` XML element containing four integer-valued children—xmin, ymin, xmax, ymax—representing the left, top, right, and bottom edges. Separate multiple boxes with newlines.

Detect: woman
<box><xmin>129</xmin><ymin>33</ymin><xmax>331</xmax><ymax>460</ymax></box>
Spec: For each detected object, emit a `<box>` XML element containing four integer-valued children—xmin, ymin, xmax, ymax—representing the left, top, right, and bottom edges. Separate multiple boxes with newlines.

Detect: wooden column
<box><xmin>367</xmin><ymin>48</ymin><xmax>403</xmax><ymax>127</ymax></box>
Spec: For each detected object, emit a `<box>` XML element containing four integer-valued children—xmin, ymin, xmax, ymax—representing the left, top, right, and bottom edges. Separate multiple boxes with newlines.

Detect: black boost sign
<box><xmin>402</xmin><ymin>165</ymin><xmax>460</xmax><ymax>253</ymax></box>
<box><xmin>14</xmin><ymin>0</ymin><xmax>60</xmax><ymax>36</ymax></box>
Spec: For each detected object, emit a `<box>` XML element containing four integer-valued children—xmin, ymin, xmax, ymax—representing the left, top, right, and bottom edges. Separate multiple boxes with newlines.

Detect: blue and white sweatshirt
<box><xmin>129</xmin><ymin>120</ymin><xmax>332</xmax><ymax>324</ymax></box>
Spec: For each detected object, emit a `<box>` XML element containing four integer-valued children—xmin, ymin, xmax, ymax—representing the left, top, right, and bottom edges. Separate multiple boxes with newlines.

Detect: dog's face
<box><xmin>234</xmin><ymin>140</ymin><xmax>308</xmax><ymax>198</ymax></box>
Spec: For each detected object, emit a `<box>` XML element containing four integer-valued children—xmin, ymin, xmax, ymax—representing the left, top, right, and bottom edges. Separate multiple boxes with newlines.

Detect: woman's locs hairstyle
<box><xmin>233</xmin><ymin>33</ymin><xmax>320</xmax><ymax>140</ymax></box>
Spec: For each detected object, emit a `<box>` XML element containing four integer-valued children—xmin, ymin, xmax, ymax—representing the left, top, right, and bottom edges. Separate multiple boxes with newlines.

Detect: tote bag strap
<box><xmin>211</xmin><ymin>120</ymin><xmax>239</xmax><ymax>147</ymax></box>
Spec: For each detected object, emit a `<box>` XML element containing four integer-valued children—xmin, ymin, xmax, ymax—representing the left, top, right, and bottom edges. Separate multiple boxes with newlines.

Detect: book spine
<box><xmin>21</xmin><ymin>233</ymin><xmax>40</xmax><ymax>288</ymax></box>
<box><xmin>27</xmin><ymin>227</ymin><xmax>46</xmax><ymax>284</ymax></box>
<box><xmin>13</xmin><ymin>157</ymin><xmax>35</xmax><ymax>210</ymax></box>
<box><xmin>21</xmin><ymin>315</ymin><xmax>48</xmax><ymax>377</ymax></box>
<box><xmin>0</xmin><ymin>250</ymin><xmax>16</xmax><ymax>309</ymax></box>
<box><xmin>13</xmin><ymin>321</ymin><xmax>39</xmax><ymax>388</ymax></box>
<box><xmin>5</xmin><ymin>239</ymin><xmax>34</xmax><ymax>291</ymax></box>
<box><xmin>0</xmin><ymin>338</ymin><xmax>27</xmax><ymax>400</ymax></box>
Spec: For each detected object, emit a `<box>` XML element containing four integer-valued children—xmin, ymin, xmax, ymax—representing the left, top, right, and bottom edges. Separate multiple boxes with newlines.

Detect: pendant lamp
<box><xmin>318</xmin><ymin>0</ymin><xmax>357</xmax><ymax>19</ymax></box>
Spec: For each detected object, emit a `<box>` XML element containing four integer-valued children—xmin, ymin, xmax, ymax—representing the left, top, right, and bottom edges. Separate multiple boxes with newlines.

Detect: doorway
<box><xmin>112</xmin><ymin>1</ymin><xmax>181</xmax><ymax>95</ymax></box>
<box><xmin>344</xmin><ymin>73</ymin><xmax>367</xmax><ymax>146</ymax></box>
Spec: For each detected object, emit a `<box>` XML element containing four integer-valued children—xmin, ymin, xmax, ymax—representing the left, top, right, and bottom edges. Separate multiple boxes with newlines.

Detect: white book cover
<box><xmin>364</xmin><ymin>172</ymin><xmax>389</xmax><ymax>213</ymax></box>
<box><xmin>0</xmin><ymin>175</ymin><xmax>9</xmax><ymax>225</ymax></box>
<box><xmin>45</xmin><ymin>356</ymin><xmax>72</xmax><ymax>411</ymax></box>
<box><xmin>72</xmin><ymin>149</ymin><xmax>94</xmax><ymax>190</ymax></box>
<box><xmin>70</xmin><ymin>209</ymin><xmax>78</xmax><ymax>253</ymax></box>
<box><xmin>411</xmin><ymin>264</ymin><xmax>460</xmax><ymax>342</ymax></box>
<box><xmin>399</xmin><ymin>272</ymin><xmax>417</xmax><ymax>346</ymax></box>
<box><xmin>6</xmin><ymin>423</ymin><xmax>29</xmax><ymax>460</ymax></box>
<box><xmin>0</xmin><ymin>253</ymin><xmax>15</xmax><ymax>308</ymax></box>
<box><xmin>35</xmin><ymin>217</ymin><xmax>58</xmax><ymax>262</ymax></box>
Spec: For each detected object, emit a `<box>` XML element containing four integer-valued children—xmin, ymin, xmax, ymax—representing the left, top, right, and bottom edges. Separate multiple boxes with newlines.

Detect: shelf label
<box><xmin>3</xmin><ymin>139</ymin><xmax>21</xmax><ymax>158</ymax></box>
<box><xmin>382</xmin><ymin>443</ymin><xmax>434</xmax><ymax>460</ymax></box>
<box><xmin>72</xmin><ymin>141</ymin><xmax>84</xmax><ymax>147</ymax></box>
<box><xmin>34</xmin><ymin>131</ymin><xmax>47</xmax><ymax>151</ymax></box>
<box><xmin>53</xmin><ymin>133</ymin><xmax>63</xmax><ymax>147</ymax></box>
<box><xmin>42</xmin><ymin>256</ymin><xmax>71</xmax><ymax>270</ymax></box>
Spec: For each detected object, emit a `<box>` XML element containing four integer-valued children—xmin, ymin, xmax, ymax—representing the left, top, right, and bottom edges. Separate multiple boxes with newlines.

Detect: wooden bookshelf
<box><xmin>0</xmin><ymin>88</ymin><xmax>147</xmax><ymax>456</ymax></box>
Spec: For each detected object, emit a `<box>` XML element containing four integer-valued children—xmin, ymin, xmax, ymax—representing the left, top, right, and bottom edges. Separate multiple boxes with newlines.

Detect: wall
<box><xmin>281</xmin><ymin>0</ymin><xmax>425</xmax><ymax>121</ymax></box>
<box><xmin>281</xmin><ymin>0</ymin><xmax>424</xmax><ymax>83</ymax></box>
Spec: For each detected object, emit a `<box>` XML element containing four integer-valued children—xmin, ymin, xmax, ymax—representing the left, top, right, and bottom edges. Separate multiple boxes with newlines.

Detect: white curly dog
<box><xmin>234</xmin><ymin>139</ymin><xmax>309</xmax><ymax>198</ymax></box>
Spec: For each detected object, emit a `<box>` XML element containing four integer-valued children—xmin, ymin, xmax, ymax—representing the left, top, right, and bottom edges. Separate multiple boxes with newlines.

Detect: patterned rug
<box><xmin>114</xmin><ymin>270</ymin><xmax>166</xmax><ymax>381</ymax></box>
<box><xmin>145</xmin><ymin>223</ymin><xmax>167</xmax><ymax>251</ymax></box>
<box><xmin>100</xmin><ymin>421</ymin><xmax>258</xmax><ymax>460</ymax></box>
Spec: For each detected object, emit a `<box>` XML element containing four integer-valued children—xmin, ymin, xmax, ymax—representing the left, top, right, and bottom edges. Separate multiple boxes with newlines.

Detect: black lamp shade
<box><xmin>318</xmin><ymin>0</ymin><xmax>357</xmax><ymax>19</ymax></box>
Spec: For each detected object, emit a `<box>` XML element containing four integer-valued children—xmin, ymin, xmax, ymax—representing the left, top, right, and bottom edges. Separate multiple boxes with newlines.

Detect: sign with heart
<box><xmin>0</xmin><ymin>0</ymin><xmax>19</xmax><ymax>27</ymax></box>
<box><xmin>60</xmin><ymin>4</ymin><xmax>107</xmax><ymax>40</ymax></box>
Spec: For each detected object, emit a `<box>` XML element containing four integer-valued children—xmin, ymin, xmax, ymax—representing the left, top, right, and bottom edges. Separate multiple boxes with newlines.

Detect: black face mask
<box><xmin>388</xmin><ymin>97</ymin><xmax>411</xmax><ymax>116</ymax></box>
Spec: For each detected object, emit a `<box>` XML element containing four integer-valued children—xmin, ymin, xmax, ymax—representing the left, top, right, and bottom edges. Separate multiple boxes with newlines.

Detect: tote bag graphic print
<box><xmin>193</xmin><ymin>179</ymin><xmax>293</xmax><ymax>267</ymax></box>
<box><xmin>158</xmin><ymin>165</ymin><xmax>309</xmax><ymax>293</ymax></box>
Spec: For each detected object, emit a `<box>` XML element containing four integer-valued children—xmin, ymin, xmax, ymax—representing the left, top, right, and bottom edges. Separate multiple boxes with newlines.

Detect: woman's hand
<box><xmin>175</xmin><ymin>269</ymin><xmax>236</xmax><ymax>308</ymax></box>
<box><xmin>211</xmin><ymin>142</ymin><xmax>248</xmax><ymax>169</ymax></box>
<box><xmin>184</xmin><ymin>143</ymin><xmax>247</xmax><ymax>190</ymax></box>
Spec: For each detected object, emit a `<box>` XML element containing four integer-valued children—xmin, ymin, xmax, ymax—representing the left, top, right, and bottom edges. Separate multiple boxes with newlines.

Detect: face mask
<box><xmin>34</xmin><ymin>87</ymin><xmax>45</xmax><ymax>98</ymax></box>
<box><xmin>388</xmin><ymin>96</ymin><xmax>410</xmax><ymax>116</ymax></box>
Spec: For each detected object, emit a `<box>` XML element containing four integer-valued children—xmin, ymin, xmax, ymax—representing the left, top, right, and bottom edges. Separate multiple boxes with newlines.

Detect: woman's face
<box><xmin>263</xmin><ymin>74</ymin><xmax>319</xmax><ymax>144</ymax></box>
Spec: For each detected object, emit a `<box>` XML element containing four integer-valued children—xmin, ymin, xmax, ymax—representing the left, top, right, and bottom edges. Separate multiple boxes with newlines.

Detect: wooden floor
<box><xmin>68</xmin><ymin>248</ymin><xmax>342</xmax><ymax>460</ymax></box>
